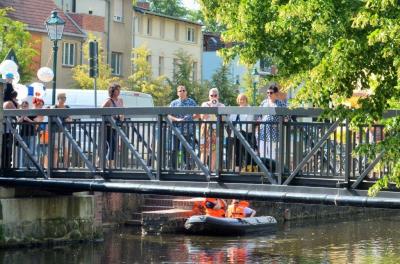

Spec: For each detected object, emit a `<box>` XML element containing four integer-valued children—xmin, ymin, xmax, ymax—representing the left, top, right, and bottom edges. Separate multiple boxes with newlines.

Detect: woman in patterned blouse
<box><xmin>258</xmin><ymin>85</ymin><xmax>287</xmax><ymax>160</ymax></box>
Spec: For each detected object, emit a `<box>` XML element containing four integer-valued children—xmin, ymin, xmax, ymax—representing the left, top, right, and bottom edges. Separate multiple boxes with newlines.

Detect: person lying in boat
<box><xmin>227</xmin><ymin>199</ymin><xmax>256</xmax><ymax>218</ymax></box>
<box><xmin>203</xmin><ymin>198</ymin><xmax>227</xmax><ymax>218</ymax></box>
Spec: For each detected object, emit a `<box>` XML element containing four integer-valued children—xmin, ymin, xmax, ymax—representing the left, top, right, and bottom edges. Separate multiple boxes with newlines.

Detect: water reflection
<box><xmin>1</xmin><ymin>216</ymin><xmax>400</xmax><ymax>263</ymax></box>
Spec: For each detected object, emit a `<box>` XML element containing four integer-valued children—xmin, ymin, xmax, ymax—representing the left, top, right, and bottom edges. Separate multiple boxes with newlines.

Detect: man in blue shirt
<box><xmin>168</xmin><ymin>85</ymin><xmax>198</xmax><ymax>170</ymax></box>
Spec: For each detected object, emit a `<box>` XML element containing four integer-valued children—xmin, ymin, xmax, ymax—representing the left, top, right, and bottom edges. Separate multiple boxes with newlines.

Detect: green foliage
<box><xmin>127</xmin><ymin>45</ymin><xmax>171</xmax><ymax>106</ymax></box>
<box><xmin>186</xmin><ymin>9</ymin><xmax>225</xmax><ymax>33</ymax></box>
<box><xmin>72</xmin><ymin>33</ymin><xmax>119</xmax><ymax>90</ymax></box>
<box><xmin>168</xmin><ymin>49</ymin><xmax>208</xmax><ymax>103</ymax></box>
<box><xmin>148</xmin><ymin>0</ymin><xmax>187</xmax><ymax>17</ymax></box>
<box><xmin>210</xmin><ymin>63</ymin><xmax>237</xmax><ymax>105</ymax></box>
<box><xmin>200</xmin><ymin>0</ymin><xmax>400</xmax><ymax>193</ymax></box>
<box><xmin>240</xmin><ymin>68</ymin><xmax>270</xmax><ymax>106</ymax></box>
<box><xmin>242</xmin><ymin>69</ymin><xmax>256</xmax><ymax>105</ymax></box>
<box><xmin>0</xmin><ymin>8</ymin><xmax>37</xmax><ymax>83</ymax></box>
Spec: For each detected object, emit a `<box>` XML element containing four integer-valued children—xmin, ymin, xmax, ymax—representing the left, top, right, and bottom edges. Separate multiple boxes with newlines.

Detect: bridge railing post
<box><xmin>156</xmin><ymin>114</ymin><xmax>163</xmax><ymax>180</ymax></box>
<box><xmin>0</xmin><ymin>80</ymin><xmax>3</xmax><ymax>173</ymax></box>
<box><xmin>344</xmin><ymin>118</ymin><xmax>352</xmax><ymax>185</ymax></box>
<box><xmin>277</xmin><ymin>116</ymin><xmax>285</xmax><ymax>184</ymax></box>
<box><xmin>47</xmin><ymin>116</ymin><xmax>54</xmax><ymax>178</ymax></box>
<box><xmin>215</xmin><ymin>114</ymin><xmax>223</xmax><ymax>180</ymax></box>
<box><xmin>98</xmin><ymin>116</ymin><xmax>107</xmax><ymax>174</ymax></box>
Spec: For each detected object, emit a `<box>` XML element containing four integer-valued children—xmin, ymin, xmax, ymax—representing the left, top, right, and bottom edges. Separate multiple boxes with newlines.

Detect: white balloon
<box><xmin>0</xmin><ymin>60</ymin><xmax>18</xmax><ymax>74</ymax></box>
<box><xmin>14</xmin><ymin>84</ymin><xmax>28</xmax><ymax>101</ymax></box>
<box><xmin>2</xmin><ymin>71</ymin><xmax>20</xmax><ymax>84</ymax></box>
<box><xmin>37</xmin><ymin>67</ymin><xmax>54</xmax><ymax>82</ymax></box>
<box><xmin>30</xmin><ymin>82</ymin><xmax>46</xmax><ymax>98</ymax></box>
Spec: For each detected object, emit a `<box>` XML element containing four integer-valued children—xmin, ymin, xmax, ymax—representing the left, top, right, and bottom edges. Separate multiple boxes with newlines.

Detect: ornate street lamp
<box><xmin>251</xmin><ymin>67</ymin><xmax>259</xmax><ymax>106</ymax></box>
<box><xmin>45</xmin><ymin>10</ymin><xmax>65</xmax><ymax>105</ymax></box>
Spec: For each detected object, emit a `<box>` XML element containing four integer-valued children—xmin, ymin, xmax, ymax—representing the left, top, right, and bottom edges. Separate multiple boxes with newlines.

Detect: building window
<box><xmin>192</xmin><ymin>62</ymin><xmax>197</xmax><ymax>81</ymax></box>
<box><xmin>147</xmin><ymin>17</ymin><xmax>152</xmax><ymax>36</ymax></box>
<box><xmin>187</xmin><ymin>27</ymin><xmax>195</xmax><ymax>42</ymax></box>
<box><xmin>136</xmin><ymin>16</ymin><xmax>142</xmax><ymax>34</ymax></box>
<box><xmin>158</xmin><ymin>56</ymin><xmax>164</xmax><ymax>76</ymax></box>
<box><xmin>174</xmin><ymin>23</ymin><xmax>179</xmax><ymax>41</ymax></box>
<box><xmin>146</xmin><ymin>55</ymin><xmax>152</xmax><ymax>64</ymax></box>
<box><xmin>63</xmin><ymin>0</ymin><xmax>76</xmax><ymax>13</ymax></box>
<box><xmin>62</xmin><ymin>42</ymin><xmax>75</xmax><ymax>66</ymax></box>
<box><xmin>113</xmin><ymin>0</ymin><xmax>123</xmax><ymax>22</ymax></box>
<box><xmin>160</xmin><ymin>19</ymin><xmax>165</xmax><ymax>38</ymax></box>
<box><xmin>111</xmin><ymin>52</ymin><xmax>122</xmax><ymax>75</ymax></box>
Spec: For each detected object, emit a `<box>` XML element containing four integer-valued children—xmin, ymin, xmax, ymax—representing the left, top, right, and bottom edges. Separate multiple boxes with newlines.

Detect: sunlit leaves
<box><xmin>0</xmin><ymin>8</ymin><xmax>37</xmax><ymax>82</ymax></box>
<box><xmin>200</xmin><ymin>0</ymin><xmax>400</xmax><ymax>193</ymax></box>
<box><xmin>128</xmin><ymin>45</ymin><xmax>171</xmax><ymax>106</ymax></box>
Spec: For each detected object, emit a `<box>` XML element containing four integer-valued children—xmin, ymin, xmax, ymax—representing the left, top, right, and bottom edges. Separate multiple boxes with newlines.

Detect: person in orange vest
<box><xmin>203</xmin><ymin>197</ymin><xmax>227</xmax><ymax>217</ymax></box>
<box><xmin>227</xmin><ymin>199</ymin><xmax>256</xmax><ymax>218</ymax></box>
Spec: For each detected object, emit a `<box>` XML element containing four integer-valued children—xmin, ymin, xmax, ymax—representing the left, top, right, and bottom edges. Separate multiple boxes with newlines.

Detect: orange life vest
<box><xmin>227</xmin><ymin>204</ymin><xmax>246</xmax><ymax>218</ymax></box>
<box><xmin>239</xmin><ymin>200</ymin><xmax>249</xmax><ymax>207</ymax></box>
<box><xmin>204</xmin><ymin>198</ymin><xmax>226</xmax><ymax>217</ymax></box>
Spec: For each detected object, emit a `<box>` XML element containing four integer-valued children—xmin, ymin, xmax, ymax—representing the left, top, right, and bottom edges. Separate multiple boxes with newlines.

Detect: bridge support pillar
<box><xmin>0</xmin><ymin>187</ymin><xmax>14</xmax><ymax>198</ymax></box>
<box><xmin>0</xmin><ymin>188</ymin><xmax>102</xmax><ymax>247</ymax></box>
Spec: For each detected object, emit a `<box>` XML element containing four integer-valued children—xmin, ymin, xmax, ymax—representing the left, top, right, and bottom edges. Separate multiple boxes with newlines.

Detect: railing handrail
<box><xmin>5</xmin><ymin>107</ymin><xmax>399</xmax><ymax>118</ymax></box>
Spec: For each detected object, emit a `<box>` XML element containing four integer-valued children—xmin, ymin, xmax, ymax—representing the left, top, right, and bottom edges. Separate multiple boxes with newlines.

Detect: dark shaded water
<box><xmin>1</xmin><ymin>215</ymin><xmax>400</xmax><ymax>263</ymax></box>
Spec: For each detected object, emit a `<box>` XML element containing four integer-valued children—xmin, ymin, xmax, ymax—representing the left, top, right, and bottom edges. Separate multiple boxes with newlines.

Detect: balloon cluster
<box><xmin>0</xmin><ymin>60</ymin><xmax>52</xmax><ymax>102</ymax></box>
<box><xmin>0</xmin><ymin>60</ymin><xmax>19</xmax><ymax>84</ymax></box>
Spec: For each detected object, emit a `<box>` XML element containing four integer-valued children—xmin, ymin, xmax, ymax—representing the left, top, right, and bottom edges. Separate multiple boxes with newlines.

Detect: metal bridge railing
<box><xmin>1</xmin><ymin>107</ymin><xmax>396</xmax><ymax>189</ymax></box>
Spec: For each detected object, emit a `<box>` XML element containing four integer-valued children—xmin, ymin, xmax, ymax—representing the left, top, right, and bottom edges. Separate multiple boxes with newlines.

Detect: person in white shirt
<box><xmin>229</xmin><ymin>94</ymin><xmax>257</xmax><ymax>172</ymax></box>
<box><xmin>200</xmin><ymin>88</ymin><xmax>225</xmax><ymax>171</ymax></box>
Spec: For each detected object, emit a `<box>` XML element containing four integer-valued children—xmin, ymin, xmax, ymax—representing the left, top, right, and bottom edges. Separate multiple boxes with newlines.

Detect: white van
<box><xmin>41</xmin><ymin>89</ymin><xmax>154</xmax><ymax>108</ymax></box>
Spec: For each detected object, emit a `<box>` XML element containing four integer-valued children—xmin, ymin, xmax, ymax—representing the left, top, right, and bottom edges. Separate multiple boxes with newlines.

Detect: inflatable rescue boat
<box><xmin>184</xmin><ymin>215</ymin><xmax>277</xmax><ymax>236</ymax></box>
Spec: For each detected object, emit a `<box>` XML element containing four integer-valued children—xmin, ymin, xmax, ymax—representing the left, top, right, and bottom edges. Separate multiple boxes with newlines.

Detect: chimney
<box><xmin>137</xmin><ymin>1</ymin><xmax>150</xmax><ymax>10</ymax></box>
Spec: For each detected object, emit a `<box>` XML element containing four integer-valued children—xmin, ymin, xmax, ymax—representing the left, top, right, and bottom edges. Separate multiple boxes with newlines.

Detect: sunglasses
<box><xmin>267</xmin><ymin>92</ymin><xmax>275</xmax><ymax>95</ymax></box>
<box><xmin>210</xmin><ymin>94</ymin><xmax>218</xmax><ymax>97</ymax></box>
<box><xmin>178</xmin><ymin>90</ymin><xmax>186</xmax><ymax>92</ymax></box>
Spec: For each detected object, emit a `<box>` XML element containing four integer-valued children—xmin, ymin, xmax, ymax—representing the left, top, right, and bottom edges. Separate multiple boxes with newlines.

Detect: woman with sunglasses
<box><xmin>200</xmin><ymin>88</ymin><xmax>225</xmax><ymax>171</ymax></box>
<box><xmin>258</xmin><ymin>84</ymin><xmax>287</xmax><ymax>161</ymax></box>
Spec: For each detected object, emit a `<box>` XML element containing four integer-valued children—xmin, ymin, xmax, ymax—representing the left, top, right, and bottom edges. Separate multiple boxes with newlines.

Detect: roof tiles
<box><xmin>0</xmin><ymin>0</ymin><xmax>85</xmax><ymax>37</ymax></box>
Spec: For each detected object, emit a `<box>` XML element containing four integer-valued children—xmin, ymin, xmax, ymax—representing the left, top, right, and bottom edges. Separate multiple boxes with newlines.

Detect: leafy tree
<box><xmin>128</xmin><ymin>45</ymin><xmax>171</xmax><ymax>106</ymax></box>
<box><xmin>72</xmin><ymin>33</ymin><xmax>119</xmax><ymax>90</ymax></box>
<box><xmin>169</xmin><ymin>49</ymin><xmax>208</xmax><ymax>103</ymax></box>
<box><xmin>0</xmin><ymin>7</ymin><xmax>37</xmax><ymax>83</ymax></box>
<box><xmin>186</xmin><ymin>9</ymin><xmax>225</xmax><ymax>33</ymax></box>
<box><xmin>210</xmin><ymin>63</ymin><xmax>236</xmax><ymax>105</ymax></box>
<box><xmin>148</xmin><ymin>0</ymin><xmax>187</xmax><ymax>17</ymax></box>
<box><xmin>199</xmin><ymin>0</ymin><xmax>400</xmax><ymax>193</ymax></box>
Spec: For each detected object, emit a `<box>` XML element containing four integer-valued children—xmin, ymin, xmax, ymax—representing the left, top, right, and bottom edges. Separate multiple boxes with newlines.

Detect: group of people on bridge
<box><xmin>168</xmin><ymin>83</ymin><xmax>288</xmax><ymax>172</ymax></box>
<box><xmin>1</xmin><ymin>76</ymin><xmax>125</xmax><ymax>170</ymax></box>
<box><xmin>3</xmin><ymin>72</ymin><xmax>288</xmax><ymax>172</ymax></box>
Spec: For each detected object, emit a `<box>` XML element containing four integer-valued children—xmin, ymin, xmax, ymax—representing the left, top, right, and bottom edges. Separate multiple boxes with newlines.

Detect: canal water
<box><xmin>1</xmin><ymin>215</ymin><xmax>400</xmax><ymax>263</ymax></box>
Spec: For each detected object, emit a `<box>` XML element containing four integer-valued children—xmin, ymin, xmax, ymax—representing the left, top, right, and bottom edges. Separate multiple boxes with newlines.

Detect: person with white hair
<box><xmin>200</xmin><ymin>88</ymin><xmax>225</xmax><ymax>171</ymax></box>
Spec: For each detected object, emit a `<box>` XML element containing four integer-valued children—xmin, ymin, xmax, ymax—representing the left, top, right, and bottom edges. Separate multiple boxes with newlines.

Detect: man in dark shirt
<box><xmin>168</xmin><ymin>85</ymin><xmax>198</xmax><ymax>170</ymax></box>
<box><xmin>4</xmin><ymin>73</ymin><xmax>15</xmax><ymax>102</ymax></box>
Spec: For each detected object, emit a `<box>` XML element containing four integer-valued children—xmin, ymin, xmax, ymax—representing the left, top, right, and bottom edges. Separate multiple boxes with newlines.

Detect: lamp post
<box><xmin>251</xmin><ymin>67</ymin><xmax>259</xmax><ymax>106</ymax></box>
<box><xmin>45</xmin><ymin>10</ymin><xmax>65</xmax><ymax>105</ymax></box>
